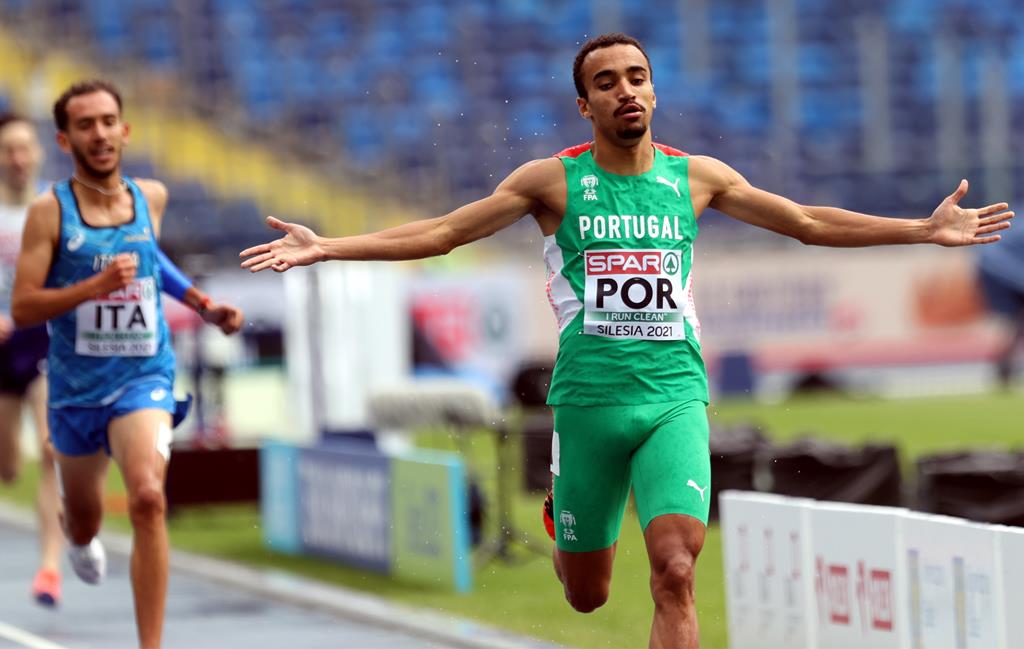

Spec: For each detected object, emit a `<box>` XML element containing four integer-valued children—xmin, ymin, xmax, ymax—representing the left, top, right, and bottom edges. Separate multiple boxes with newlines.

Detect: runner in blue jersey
<box><xmin>0</xmin><ymin>113</ymin><xmax>63</xmax><ymax>606</ymax></box>
<box><xmin>12</xmin><ymin>80</ymin><xmax>244</xmax><ymax>649</ymax></box>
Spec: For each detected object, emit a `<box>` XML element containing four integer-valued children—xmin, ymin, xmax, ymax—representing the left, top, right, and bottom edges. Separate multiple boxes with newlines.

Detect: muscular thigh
<box><xmin>551</xmin><ymin>404</ymin><xmax>642</xmax><ymax>553</ymax></box>
<box><xmin>108</xmin><ymin>408</ymin><xmax>172</xmax><ymax>490</ymax></box>
<box><xmin>630</xmin><ymin>399</ymin><xmax>710</xmax><ymax>531</ymax></box>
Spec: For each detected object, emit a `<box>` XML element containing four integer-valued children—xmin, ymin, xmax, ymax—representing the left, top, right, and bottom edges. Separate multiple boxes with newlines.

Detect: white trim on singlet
<box><xmin>682</xmin><ymin>247</ymin><xmax>701</xmax><ymax>342</ymax></box>
<box><xmin>543</xmin><ymin>234</ymin><xmax>581</xmax><ymax>332</ymax></box>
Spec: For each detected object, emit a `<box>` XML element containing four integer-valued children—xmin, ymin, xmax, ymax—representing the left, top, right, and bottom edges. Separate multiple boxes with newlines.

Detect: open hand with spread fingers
<box><xmin>239</xmin><ymin>216</ymin><xmax>325</xmax><ymax>273</ymax></box>
<box><xmin>928</xmin><ymin>179</ymin><xmax>1014</xmax><ymax>247</ymax></box>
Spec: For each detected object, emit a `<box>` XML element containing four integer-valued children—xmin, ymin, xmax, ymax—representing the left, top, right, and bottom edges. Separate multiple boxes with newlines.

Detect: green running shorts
<box><xmin>551</xmin><ymin>398</ymin><xmax>710</xmax><ymax>552</ymax></box>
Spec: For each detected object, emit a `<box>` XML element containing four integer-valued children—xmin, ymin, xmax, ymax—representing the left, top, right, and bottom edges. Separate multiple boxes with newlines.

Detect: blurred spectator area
<box><xmin>2</xmin><ymin>0</ymin><xmax>1023</xmax><ymax>249</ymax></box>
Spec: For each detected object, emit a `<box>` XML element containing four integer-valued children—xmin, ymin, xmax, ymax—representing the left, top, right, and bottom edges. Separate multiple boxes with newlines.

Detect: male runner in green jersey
<box><xmin>240</xmin><ymin>33</ymin><xmax>1013</xmax><ymax>649</ymax></box>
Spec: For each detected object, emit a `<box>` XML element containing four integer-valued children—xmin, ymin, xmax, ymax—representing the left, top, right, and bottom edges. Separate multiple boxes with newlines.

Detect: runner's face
<box><xmin>58</xmin><ymin>91</ymin><xmax>129</xmax><ymax>180</ymax></box>
<box><xmin>577</xmin><ymin>44</ymin><xmax>656</xmax><ymax>143</ymax></box>
<box><xmin>0</xmin><ymin>121</ymin><xmax>43</xmax><ymax>194</ymax></box>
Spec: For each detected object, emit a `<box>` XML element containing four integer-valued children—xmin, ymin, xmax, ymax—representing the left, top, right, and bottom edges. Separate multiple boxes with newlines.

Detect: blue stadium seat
<box><xmin>8</xmin><ymin>0</ymin><xmax>1021</xmax><ymax>231</ymax></box>
<box><xmin>86</xmin><ymin>0</ymin><xmax>131</xmax><ymax>58</ymax></box>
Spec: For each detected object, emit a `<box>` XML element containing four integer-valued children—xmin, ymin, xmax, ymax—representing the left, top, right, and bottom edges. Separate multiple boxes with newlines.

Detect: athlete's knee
<box><xmin>0</xmin><ymin>452</ymin><xmax>20</xmax><ymax>483</ymax></box>
<box><xmin>128</xmin><ymin>483</ymin><xmax>166</xmax><ymax>524</ymax></box>
<box><xmin>564</xmin><ymin>582</ymin><xmax>609</xmax><ymax>614</ymax></box>
<box><xmin>650</xmin><ymin>552</ymin><xmax>697</xmax><ymax>606</ymax></box>
<box><xmin>561</xmin><ymin>563</ymin><xmax>611</xmax><ymax>613</ymax></box>
<box><xmin>0</xmin><ymin>463</ymin><xmax>18</xmax><ymax>484</ymax></box>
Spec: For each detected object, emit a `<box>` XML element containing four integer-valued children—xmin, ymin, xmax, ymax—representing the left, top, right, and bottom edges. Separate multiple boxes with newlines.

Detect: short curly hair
<box><xmin>572</xmin><ymin>33</ymin><xmax>652</xmax><ymax>99</ymax></box>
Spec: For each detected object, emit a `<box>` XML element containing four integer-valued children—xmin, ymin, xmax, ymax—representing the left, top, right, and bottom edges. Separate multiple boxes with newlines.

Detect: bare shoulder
<box><xmin>23</xmin><ymin>191</ymin><xmax>60</xmax><ymax>240</ymax></box>
<box><xmin>499</xmin><ymin>157</ymin><xmax>565</xmax><ymax>205</ymax></box>
<box><xmin>26</xmin><ymin>190</ymin><xmax>59</xmax><ymax>222</ymax></box>
<box><xmin>687</xmin><ymin>155</ymin><xmax>749</xmax><ymax>197</ymax></box>
<box><xmin>505</xmin><ymin>157</ymin><xmax>564</xmax><ymax>187</ymax></box>
<box><xmin>687</xmin><ymin>155</ymin><xmax>741</xmax><ymax>182</ymax></box>
<box><xmin>134</xmin><ymin>178</ymin><xmax>169</xmax><ymax>211</ymax></box>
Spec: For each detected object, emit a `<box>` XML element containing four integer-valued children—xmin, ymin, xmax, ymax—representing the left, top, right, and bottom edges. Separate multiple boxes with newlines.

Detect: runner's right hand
<box><xmin>92</xmin><ymin>254</ymin><xmax>137</xmax><ymax>295</ymax></box>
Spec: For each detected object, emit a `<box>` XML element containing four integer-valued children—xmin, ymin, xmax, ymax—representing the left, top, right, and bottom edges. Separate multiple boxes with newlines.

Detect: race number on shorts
<box><xmin>583</xmin><ymin>249</ymin><xmax>685</xmax><ymax>341</ymax></box>
<box><xmin>75</xmin><ymin>277</ymin><xmax>159</xmax><ymax>356</ymax></box>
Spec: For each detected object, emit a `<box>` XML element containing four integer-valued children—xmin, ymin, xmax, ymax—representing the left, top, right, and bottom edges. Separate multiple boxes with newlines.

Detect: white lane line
<box><xmin>0</xmin><ymin>621</ymin><xmax>69</xmax><ymax>649</ymax></box>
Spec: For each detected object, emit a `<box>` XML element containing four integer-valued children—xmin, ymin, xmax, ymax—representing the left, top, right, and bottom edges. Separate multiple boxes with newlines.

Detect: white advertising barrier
<box><xmin>283</xmin><ymin>263</ymin><xmax>410</xmax><ymax>439</ymax></box>
<box><xmin>723</xmin><ymin>496</ymin><xmax>1016</xmax><ymax>649</ymax></box>
<box><xmin>809</xmin><ymin>503</ymin><xmax>908</xmax><ymax>649</ymax></box>
<box><xmin>993</xmin><ymin>525</ymin><xmax>1024</xmax><ymax>649</ymax></box>
<box><xmin>720</xmin><ymin>491</ymin><xmax>815</xmax><ymax>649</ymax></box>
<box><xmin>902</xmin><ymin>513</ymin><xmax>1002</xmax><ymax>649</ymax></box>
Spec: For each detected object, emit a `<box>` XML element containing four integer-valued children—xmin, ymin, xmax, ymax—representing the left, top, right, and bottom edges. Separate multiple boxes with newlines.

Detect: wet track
<box><xmin>0</xmin><ymin>504</ymin><xmax>560</xmax><ymax>649</ymax></box>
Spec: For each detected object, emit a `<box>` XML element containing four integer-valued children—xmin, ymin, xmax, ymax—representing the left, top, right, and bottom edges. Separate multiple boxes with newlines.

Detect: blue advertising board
<box><xmin>259</xmin><ymin>440</ymin><xmax>471</xmax><ymax>592</ymax></box>
<box><xmin>298</xmin><ymin>442</ymin><xmax>392</xmax><ymax>573</ymax></box>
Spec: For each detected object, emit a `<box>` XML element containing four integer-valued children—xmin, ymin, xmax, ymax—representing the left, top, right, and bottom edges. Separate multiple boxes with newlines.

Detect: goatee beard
<box><xmin>71</xmin><ymin>146</ymin><xmax>118</xmax><ymax>179</ymax></box>
<box><xmin>616</xmin><ymin>124</ymin><xmax>648</xmax><ymax>141</ymax></box>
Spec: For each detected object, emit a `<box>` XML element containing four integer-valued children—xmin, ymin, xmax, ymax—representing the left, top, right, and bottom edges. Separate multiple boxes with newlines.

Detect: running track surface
<box><xmin>0</xmin><ymin>505</ymin><xmax>562</xmax><ymax>649</ymax></box>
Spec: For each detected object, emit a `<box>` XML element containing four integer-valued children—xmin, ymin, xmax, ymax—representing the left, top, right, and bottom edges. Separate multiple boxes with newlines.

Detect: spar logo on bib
<box><xmin>583</xmin><ymin>249</ymin><xmax>686</xmax><ymax>341</ymax></box>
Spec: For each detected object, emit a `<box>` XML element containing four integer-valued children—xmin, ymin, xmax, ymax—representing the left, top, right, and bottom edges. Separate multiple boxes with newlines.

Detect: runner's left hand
<box><xmin>239</xmin><ymin>217</ymin><xmax>324</xmax><ymax>272</ymax></box>
<box><xmin>927</xmin><ymin>180</ymin><xmax>1014</xmax><ymax>246</ymax></box>
<box><xmin>201</xmin><ymin>303</ymin><xmax>244</xmax><ymax>335</ymax></box>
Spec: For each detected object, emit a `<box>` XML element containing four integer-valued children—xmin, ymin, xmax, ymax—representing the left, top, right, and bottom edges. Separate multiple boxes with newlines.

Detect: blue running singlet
<box><xmin>45</xmin><ymin>178</ymin><xmax>175</xmax><ymax>408</ymax></box>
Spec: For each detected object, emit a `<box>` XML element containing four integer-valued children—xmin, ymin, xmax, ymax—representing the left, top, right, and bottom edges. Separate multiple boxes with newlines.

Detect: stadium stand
<box><xmin>0</xmin><ymin>0</ymin><xmax>1019</xmax><ymax>257</ymax></box>
<box><xmin>2</xmin><ymin>0</ymin><xmax>1022</xmax><ymax>234</ymax></box>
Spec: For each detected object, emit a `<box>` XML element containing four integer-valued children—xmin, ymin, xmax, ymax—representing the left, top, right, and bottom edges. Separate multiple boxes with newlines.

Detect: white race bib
<box><xmin>75</xmin><ymin>277</ymin><xmax>158</xmax><ymax>356</ymax></box>
<box><xmin>583</xmin><ymin>249</ymin><xmax>685</xmax><ymax>341</ymax></box>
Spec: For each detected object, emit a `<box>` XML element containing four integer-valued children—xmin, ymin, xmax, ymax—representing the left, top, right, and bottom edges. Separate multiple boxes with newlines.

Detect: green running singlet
<box><xmin>543</xmin><ymin>142</ymin><xmax>711</xmax><ymax>552</ymax></box>
<box><xmin>544</xmin><ymin>142</ymin><xmax>708</xmax><ymax>407</ymax></box>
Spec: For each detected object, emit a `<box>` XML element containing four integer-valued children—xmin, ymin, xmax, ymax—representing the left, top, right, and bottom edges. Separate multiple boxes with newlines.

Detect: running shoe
<box><xmin>32</xmin><ymin>568</ymin><xmax>61</xmax><ymax>607</ymax></box>
<box><xmin>543</xmin><ymin>488</ymin><xmax>555</xmax><ymax>541</ymax></box>
<box><xmin>67</xmin><ymin>538</ymin><xmax>106</xmax><ymax>585</ymax></box>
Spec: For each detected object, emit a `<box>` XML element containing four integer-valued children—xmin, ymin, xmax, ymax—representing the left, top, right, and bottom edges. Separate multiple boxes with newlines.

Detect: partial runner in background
<box><xmin>241</xmin><ymin>33</ymin><xmax>1013</xmax><ymax>649</ymax></box>
<box><xmin>0</xmin><ymin>112</ymin><xmax>61</xmax><ymax>607</ymax></box>
<box><xmin>12</xmin><ymin>79</ymin><xmax>243</xmax><ymax>649</ymax></box>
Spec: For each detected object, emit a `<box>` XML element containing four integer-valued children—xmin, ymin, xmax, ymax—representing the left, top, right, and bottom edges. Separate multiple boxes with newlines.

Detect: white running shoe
<box><xmin>67</xmin><ymin>538</ymin><xmax>106</xmax><ymax>585</ymax></box>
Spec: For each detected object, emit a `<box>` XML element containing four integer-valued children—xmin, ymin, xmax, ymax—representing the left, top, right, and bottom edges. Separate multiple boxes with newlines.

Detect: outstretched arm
<box><xmin>239</xmin><ymin>158</ymin><xmax>559</xmax><ymax>273</ymax></box>
<box><xmin>692</xmin><ymin>156</ymin><xmax>1013</xmax><ymax>247</ymax></box>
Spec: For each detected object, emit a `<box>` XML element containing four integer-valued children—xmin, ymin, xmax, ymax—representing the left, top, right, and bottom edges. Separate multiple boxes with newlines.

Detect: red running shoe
<box><xmin>32</xmin><ymin>568</ymin><xmax>61</xmax><ymax>607</ymax></box>
<box><xmin>542</xmin><ymin>488</ymin><xmax>555</xmax><ymax>541</ymax></box>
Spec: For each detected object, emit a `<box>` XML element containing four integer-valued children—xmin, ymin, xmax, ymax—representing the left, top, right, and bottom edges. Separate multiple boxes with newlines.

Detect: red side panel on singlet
<box><xmin>552</xmin><ymin>141</ymin><xmax>688</xmax><ymax>158</ymax></box>
<box><xmin>553</xmin><ymin>142</ymin><xmax>594</xmax><ymax>158</ymax></box>
<box><xmin>653</xmin><ymin>142</ymin><xmax>688</xmax><ymax>157</ymax></box>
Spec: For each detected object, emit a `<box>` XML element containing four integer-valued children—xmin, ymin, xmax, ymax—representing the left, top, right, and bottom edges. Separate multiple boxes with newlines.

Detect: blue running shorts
<box><xmin>49</xmin><ymin>378</ymin><xmax>191</xmax><ymax>456</ymax></box>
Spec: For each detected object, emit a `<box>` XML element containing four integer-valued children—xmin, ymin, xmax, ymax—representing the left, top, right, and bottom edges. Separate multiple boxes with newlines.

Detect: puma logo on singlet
<box><xmin>686</xmin><ymin>479</ymin><xmax>708</xmax><ymax>502</ymax></box>
<box><xmin>656</xmin><ymin>176</ymin><xmax>681</xmax><ymax>198</ymax></box>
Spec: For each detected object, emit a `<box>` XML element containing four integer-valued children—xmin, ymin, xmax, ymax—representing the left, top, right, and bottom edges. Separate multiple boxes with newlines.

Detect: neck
<box><xmin>72</xmin><ymin>170</ymin><xmax>126</xmax><ymax>203</ymax></box>
<box><xmin>590</xmin><ymin>132</ymin><xmax>654</xmax><ymax>175</ymax></box>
